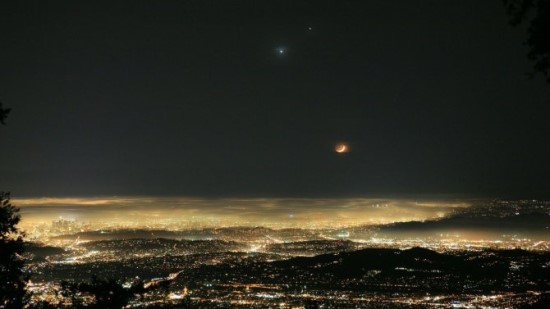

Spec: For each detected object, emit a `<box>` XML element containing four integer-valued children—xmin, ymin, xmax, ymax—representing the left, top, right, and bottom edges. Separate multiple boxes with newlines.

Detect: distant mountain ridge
<box><xmin>378</xmin><ymin>211</ymin><xmax>550</xmax><ymax>239</ymax></box>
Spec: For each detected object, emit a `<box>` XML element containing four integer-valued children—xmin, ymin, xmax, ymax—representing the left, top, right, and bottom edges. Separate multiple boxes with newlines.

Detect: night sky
<box><xmin>1</xmin><ymin>0</ymin><xmax>549</xmax><ymax>198</ymax></box>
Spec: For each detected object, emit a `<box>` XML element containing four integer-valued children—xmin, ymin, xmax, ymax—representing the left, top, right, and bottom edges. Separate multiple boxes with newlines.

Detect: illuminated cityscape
<box><xmin>16</xmin><ymin>198</ymin><xmax>550</xmax><ymax>307</ymax></box>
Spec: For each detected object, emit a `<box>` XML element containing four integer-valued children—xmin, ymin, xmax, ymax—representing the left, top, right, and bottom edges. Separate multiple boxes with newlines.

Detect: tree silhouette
<box><xmin>60</xmin><ymin>276</ymin><xmax>146</xmax><ymax>309</ymax></box>
<box><xmin>0</xmin><ymin>193</ymin><xmax>26</xmax><ymax>308</ymax></box>
<box><xmin>504</xmin><ymin>0</ymin><xmax>550</xmax><ymax>82</ymax></box>
<box><xmin>0</xmin><ymin>102</ymin><xmax>27</xmax><ymax>308</ymax></box>
<box><xmin>0</xmin><ymin>101</ymin><xmax>11</xmax><ymax>125</ymax></box>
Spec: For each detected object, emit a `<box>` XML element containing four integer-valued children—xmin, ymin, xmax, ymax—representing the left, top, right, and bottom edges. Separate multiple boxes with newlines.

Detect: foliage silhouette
<box><xmin>0</xmin><ymin>103</ymin><xmax>27</xmax><ymax>308</ymax></box>
<box><xmin>0</xmin><ymin>193</ymin><xmax>27</xmax><ymax>307</ymax></box>
<box><xmin>504</xmin><ymin>0</ymin><xmax>550</xmax><ymax>82</ymax></box>
<box><xmin>0</xmin><ymin>101</ymin><xmax>10</xmax><ymax>125</ymax></box>
<box><xmin>60</xmin><ymin>276</ymin><xmax>146</xmax><ymax>309</ymax></box>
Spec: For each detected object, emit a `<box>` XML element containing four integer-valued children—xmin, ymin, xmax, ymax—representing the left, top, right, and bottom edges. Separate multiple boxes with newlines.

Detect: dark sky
<box><xmin>1</xmin><ymin>0</ymin><xmax>549</xmax><ymax>198</ymax></box>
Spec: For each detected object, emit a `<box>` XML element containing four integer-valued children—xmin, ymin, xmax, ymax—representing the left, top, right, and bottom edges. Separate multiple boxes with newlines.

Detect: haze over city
<box><xmin>15</xmin><ymin>197</ymin><xmax>466</xmax><ymax>229</ymax></box>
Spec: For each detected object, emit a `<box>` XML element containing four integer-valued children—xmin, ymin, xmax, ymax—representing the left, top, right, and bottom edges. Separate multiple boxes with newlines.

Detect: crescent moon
<box><xmin>335</xmin><ymin>144</ymin><xmax>347</xmax><ymax>153</ymax></box>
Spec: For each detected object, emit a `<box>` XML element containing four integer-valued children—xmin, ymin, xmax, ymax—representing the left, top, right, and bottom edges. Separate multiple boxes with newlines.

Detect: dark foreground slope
<box><xmin>178</xmin><ymin>247</ymin><xmax>550</xmax><ymax>295</ymax></box>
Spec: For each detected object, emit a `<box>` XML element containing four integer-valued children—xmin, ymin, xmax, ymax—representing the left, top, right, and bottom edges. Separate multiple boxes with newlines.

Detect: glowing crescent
<box><xmin>336</xmin><ymin>144</ymin><xmax>347</xmax><ymax>153</ymax></box>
